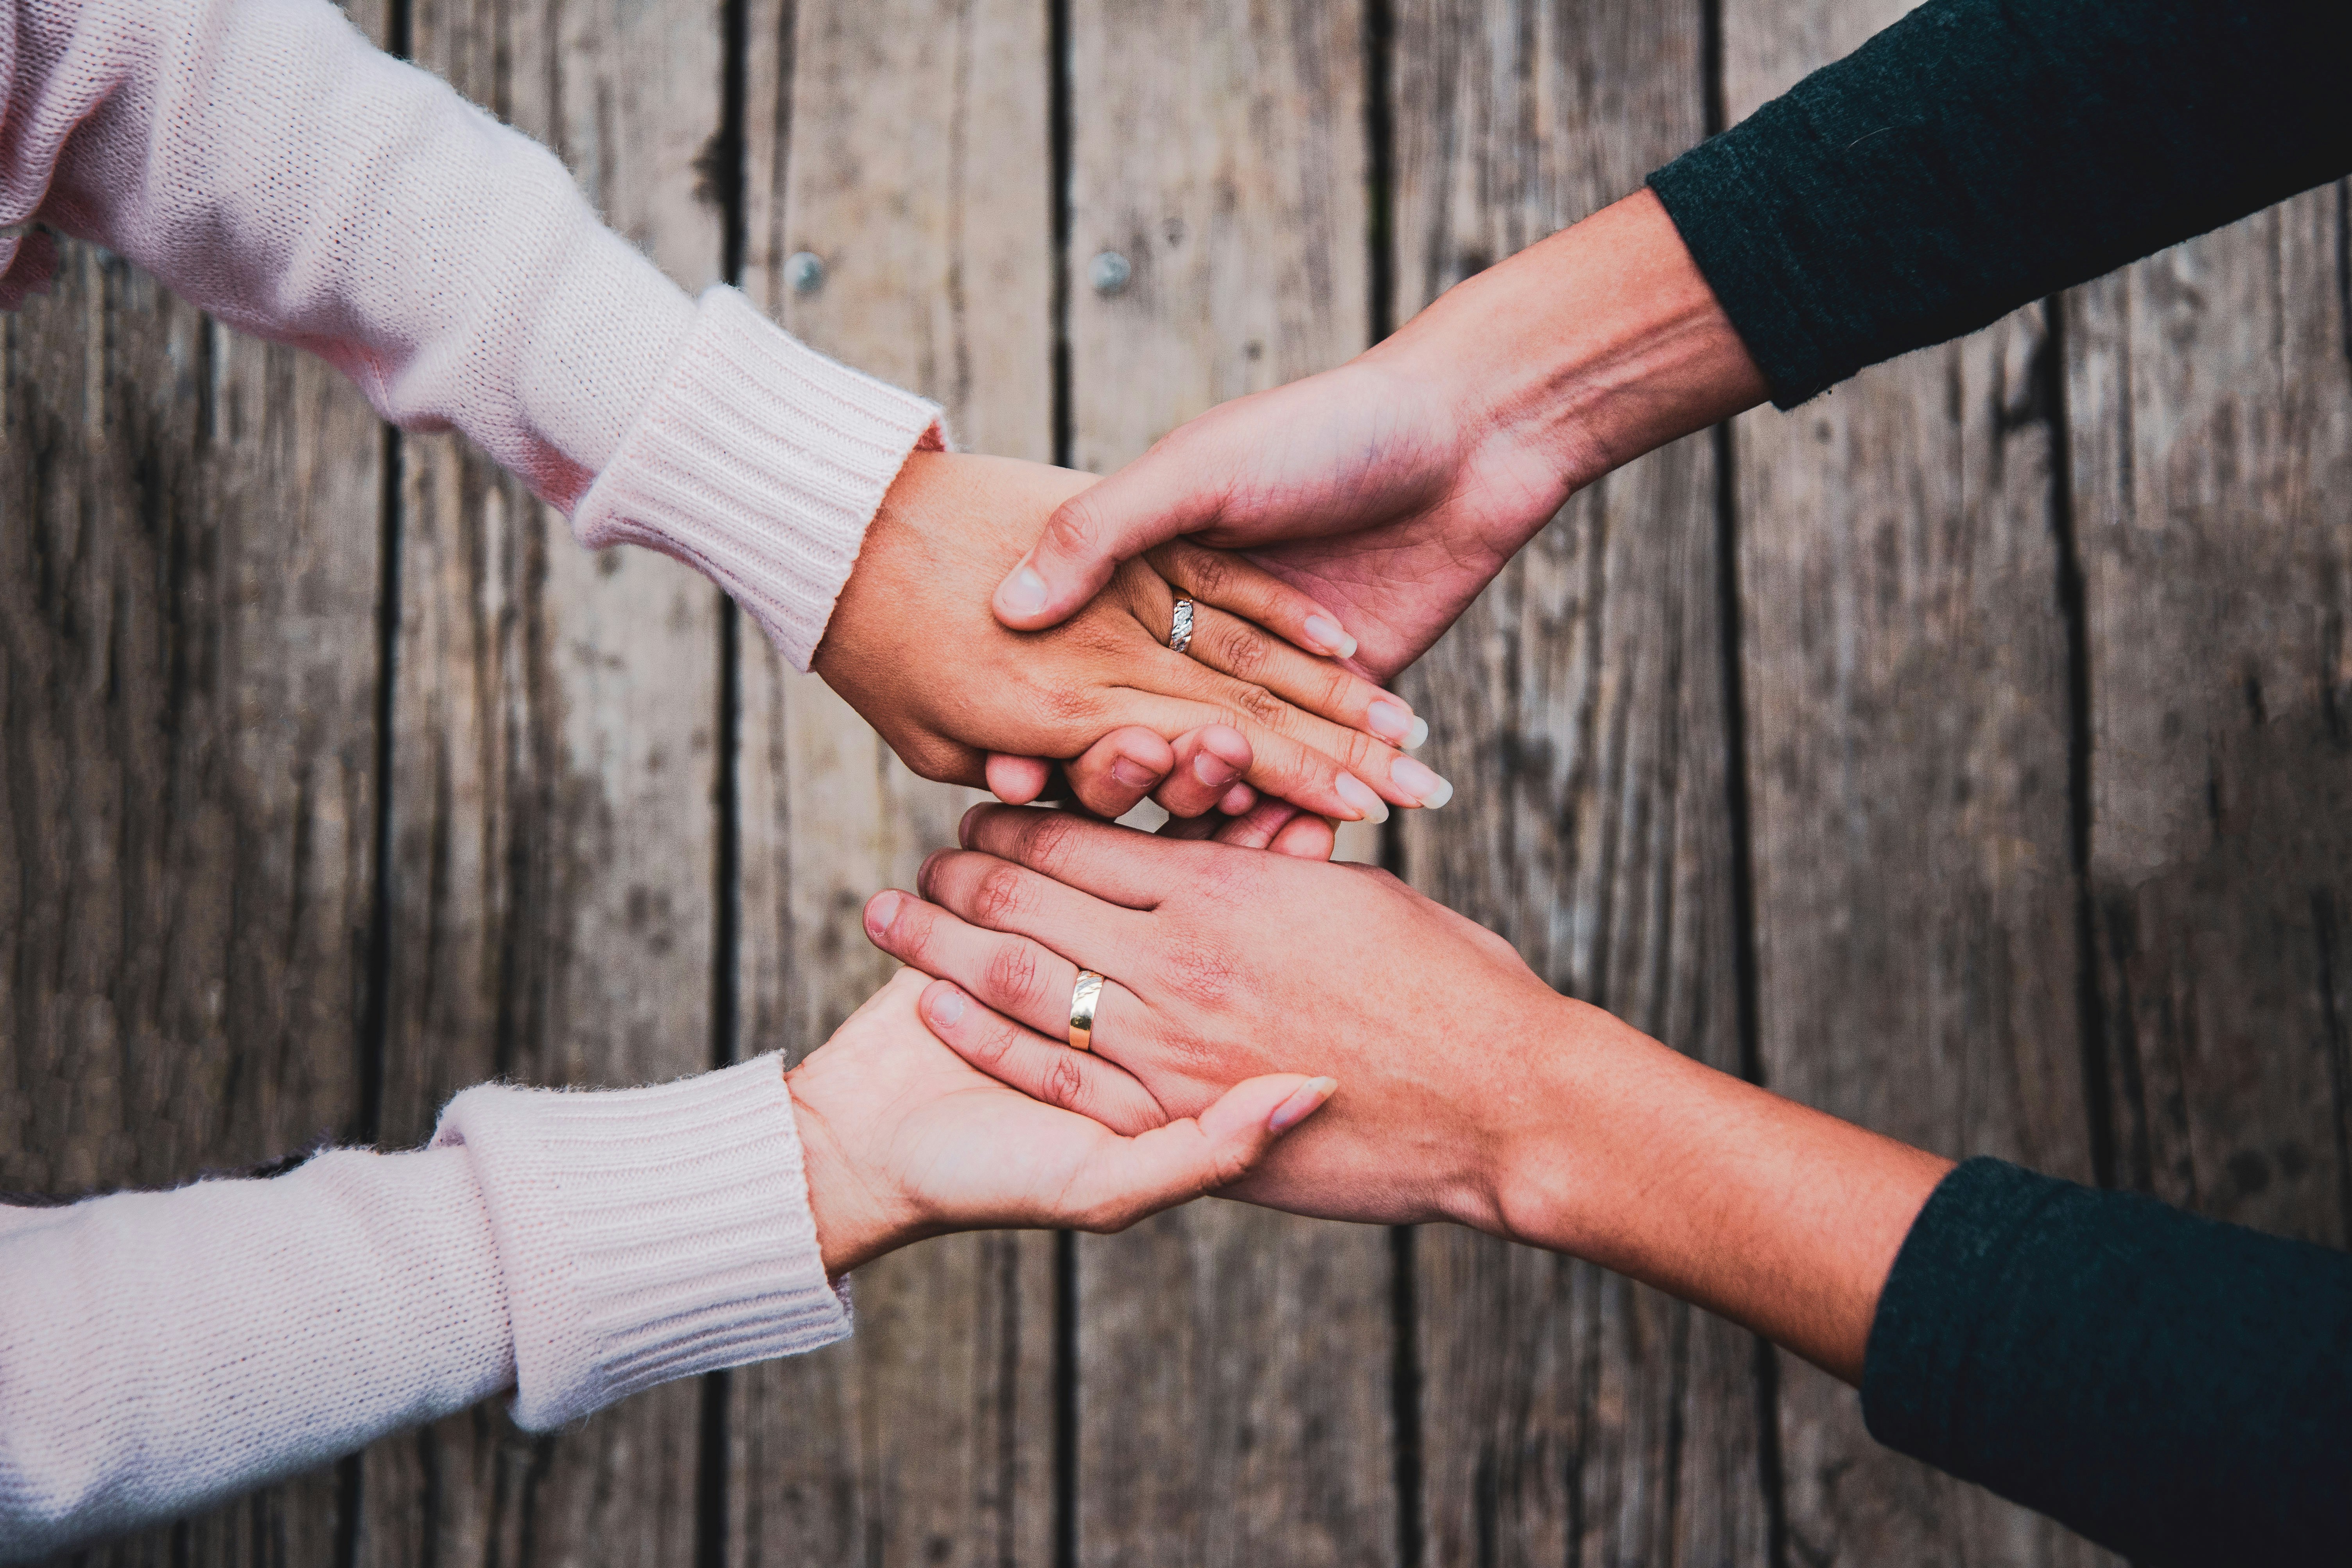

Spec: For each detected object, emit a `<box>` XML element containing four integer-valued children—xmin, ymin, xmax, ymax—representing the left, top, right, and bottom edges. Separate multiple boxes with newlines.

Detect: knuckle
<box><xmin>1336</xmin><ymin>728</ymin><xmax>1381</xmax><ymax>775</ymax></box>
<box><xmin>982</xmin><ymin>938</ymin><xmax>1046</xmax><ymax>1008</ymax></box>
<box><xmin>1178</xmin><ymin>547</ymin><xmax>1232</xmax><ymax>601</ymax></box>
<box><xmin>903</xmin><ymin>740</ymin><xmax>965</xmax><ymax>783</ymax></box>
<box><xmin>967</xmin><ymin>1017</ymin><xmax>1021</xmax><ymax>1073</ymax></box>
<box><xmin>1014</xmin><ymin>810</ymin><xmax>1082</xmax><ymax>875</ymax></box>
<box><xmin>1234</xmin><ymin>684</ymin><xmax>1289</xmax><ymax>728</ymax></box>
<box><xmin>1206</xmin><ymin>1142</ymin><xmax>1254</xmax><ymax>1192</ymax></box>
<box><xmin>1043</xmin><ymin>1051</ymin><xmax>1090</xmax><ymax>1115</ymax></box>
<box><xmin>1216</xmin><ymin>626</ymin><xmax>1271</xmax><ymax>685</ymax></box>
<box><xmin>973</xmin><ymin>864</ymin><xmax>1032</xmax><ymax>926</ymax></box>
<box><xmin>1165</xmin><ymin>940</ymin><xmax>1240</xmax><ymax>1009</ymax></box>
<box><xmin>1042</xmin><ymin>496</ymin><xmax>1108</xmax><ymax>561</ymax></box>
<box><xmin>1031</xmin><ymin>678</ymin><xmax>1105</xmax><ymax>731</ymax></box>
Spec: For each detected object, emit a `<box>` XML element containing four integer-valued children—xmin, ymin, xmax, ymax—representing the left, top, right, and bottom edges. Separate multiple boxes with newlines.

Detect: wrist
<box><xmin>785</xmin><ymin>1065</ymin><xmax>909</xmax><ymax>1278</ymax></box>
<box><xmin>1481</xmin><ymin>1001</ymin><xmax>1951</xmax><ymax>1381</ymax></box>
<box><xmin>1376</xmin><ymin>188</ymin><xmax>1767</xmax><ymax>502</ymax></box>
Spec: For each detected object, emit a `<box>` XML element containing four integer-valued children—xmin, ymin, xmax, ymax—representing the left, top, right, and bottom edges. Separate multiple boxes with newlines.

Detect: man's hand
<box><xmin>814</xmin><ymin>450</ymin><xmax>1453</xmax><ymax>824</ymax></box>
<box><xmin>990</xmin><ymin>191</ymin><xmax>1771</xmax><ymax>685</ymax></box>
<box><xmin>864</xmin><ymin>805</ymin><xmax>1951</xmax><ymax>1383</ymax></box>
<box><xmin>783</xmin><ymin>970</ymin><xmax>1333</xmax><ymax>1276</ymax></box>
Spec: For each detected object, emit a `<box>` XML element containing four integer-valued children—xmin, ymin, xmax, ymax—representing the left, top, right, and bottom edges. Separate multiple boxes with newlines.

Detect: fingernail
<box><xmin>1389</xmin><ymin>756</ymin><xmax>1454</xmax><ymax>809</ymax></box>
<box><xmin>928</xmin><ymin>988</ymin><xmax>967</xmax><ymax>1027</ymax></box>
<box><xmin>1303</xmin><ymin>614</ymin><xmax>1358</xmax><ymax>660</ymax></box>
<box><xmin>1193</xmin><ymin>751</ymin><xmax>1240</xmax><ymax>789</ymax></box>
<box><xmin>997</xmin><ymin>564</ymin><xmax>1048</xmax><ymax>618</ymax></box>
<box><xmin>1111</xmin><ymin>756</ymin><xmax>1160</xmax><ymax>789</ymax></box>
<box><xmin>1367</xmin><ymin>699</ymin><xmax>1414</xmax><ymax>745</ymax></box>
<box><xmin>865</xmin><ymin>890</ymin><xmax>902</xmax><ymax>938</ymax></box>
<box><xmin>1334</xmin><ymin>772</ymin><xmax>1389</xmax><ymax>823</ymax></box>
<box><xmin>1407</xmin><ymin>715</ymin><xmax>1429</xmax><ymax>750</ymax></box>
<box><xmin>1269</xmin><ymin>1076</ymin><xmax>1338</xmax><ymax>1133</ymax></box>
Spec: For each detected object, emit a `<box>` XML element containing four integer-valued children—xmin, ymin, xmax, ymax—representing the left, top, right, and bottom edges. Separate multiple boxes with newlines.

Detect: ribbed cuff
<box><xmin>432</xmin><ymin>1054</ymin><xmax>852</xmax><ymax>1431</ymax></box>
<box><xmin>571</xmin><ymin>285</ymin><xmax>945</xmax><ymax>671</ymax></box>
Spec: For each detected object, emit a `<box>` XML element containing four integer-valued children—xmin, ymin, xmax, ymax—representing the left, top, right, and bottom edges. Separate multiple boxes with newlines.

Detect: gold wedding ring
<box><xmin>1068</xmin><ymin>970</ymin><xmax>1106</xmax><ymax>1052</ymax></box>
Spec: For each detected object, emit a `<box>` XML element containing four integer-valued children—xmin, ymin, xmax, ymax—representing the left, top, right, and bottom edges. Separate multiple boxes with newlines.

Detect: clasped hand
<box><xmin>814</xmin><ymin>451</ymin><xmax>1453</xmax><ymax>828</ymax></box>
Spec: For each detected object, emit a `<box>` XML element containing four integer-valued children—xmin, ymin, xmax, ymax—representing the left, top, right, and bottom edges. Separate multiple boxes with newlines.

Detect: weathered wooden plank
<box><xmin>0</xmin><ymin>245</ymin><xmax>384</xmax><ymax>1562</ymax></box>
<box><xmin>1723</xmin><ymin>5</ymin><xmax>2114</xmax><ymax>1561</ymax></box>
<box><xmin>727</xmin><ymin>1</ymin><xmax>1058</xmax><ymax>1563</ymax></box>
<box><xmin>1386</xmin><ymin>2</ymin><xmax>1768</xmax><ymax>1561</ymax></box>
<box><xmin>355</xmin><ymin>0</ymin><xmax>728</xmax><ymax>1559</ymax></box>
<box><xmin>1064</xmin><ymin>3</ymin><xmax>1396</xmax><ymax>1563</ymax></box>
<box><xmin>2067</xmin><ymin>189</ymin><xmax>2352</xmax><ymax>1245</ymax></box>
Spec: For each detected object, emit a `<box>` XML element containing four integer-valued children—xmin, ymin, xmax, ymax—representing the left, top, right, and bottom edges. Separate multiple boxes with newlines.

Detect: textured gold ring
<box><xmin>1068</xmin><ymin>970</ymin><xmax>1106</xmax><ymax>1053</ymax></box>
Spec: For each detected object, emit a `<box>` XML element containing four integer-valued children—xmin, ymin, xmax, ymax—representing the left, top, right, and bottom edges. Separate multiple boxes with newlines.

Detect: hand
<box><xmin>815</xmin><ymin>450</ymin><xmax>1453</xmax><ymax>823</ymax></box>
<box><xmin>782</xmin><ymin>969</ymin><xmax>1335</xmax><ymax>1276</ymax></box>
<box><xmin>989</xmin><ymin>191</ymin><xmax>1770</xmax><ymax>684</ymax></box>
<box><xmin>862</xmin><ymin>809</ymin><xmax>1568</xmax><ymax>1231</ymax></box>
<box><xmin>863</xmin><ymin>805</ymin><xmax>1951</xmax><ymax>1382</ymax></box>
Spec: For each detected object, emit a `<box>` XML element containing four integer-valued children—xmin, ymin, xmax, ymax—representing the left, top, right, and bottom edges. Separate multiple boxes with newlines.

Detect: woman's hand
<box><xmin>816</xmin><ymin>451</ymin><xmax>1453</xmax><ymax>824</ymax></box>
<box><xmin>987</xmin><ymin>192</ymin><xmax>1770</xmax><ymax>683</ymax></box>
<box><xmin>861</xmin><ymin>805</ymin><xmax>1951</xmax><ymax>1382</ymax></box>
<box><xmin>782</xmin><ymin>969</ymin><xmax>1335</xmax><ymax>1276</ymax></box>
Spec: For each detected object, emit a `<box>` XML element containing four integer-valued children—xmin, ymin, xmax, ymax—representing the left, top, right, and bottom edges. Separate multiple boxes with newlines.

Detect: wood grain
<box><xmin>355</xmin><ymin>0</ymin><xmax>728</xmax><ymax>1559</ymax></box>
<box><xmin>0</xmin><ymin>247</ymin><xmax>384</xmax><ymax>1562</ymax></box>
<box><xmin>1064</xmin><ymin>3</ymin><xmax>1396</xmax><ymax>1563</ymax></box>
<box><xmin>2067</xmin><ymin>189</ymin><xmax>2352</xmax><ymax>1244</ymax></box>
<box><xmin>727</xmin><ymin>1</ymin><xmax>1058</xmax><ymax>1563</ymax></box>
<box><xmin>1386</xmin><ymin>2</ymin><xmax>1769</xmax><ymax>1561</ymax></box>
<box><xmin>1723</xmin><ymin>4</ymin><xmax>2113</xmax><ymax>1561</ymax></box>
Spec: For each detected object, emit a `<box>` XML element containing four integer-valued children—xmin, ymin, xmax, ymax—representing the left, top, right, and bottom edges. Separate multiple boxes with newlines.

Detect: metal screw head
<box><xmin>785</xmin><ymin>251</ymin><xmax>825</xmax><ymax>294</ymax></box>
<box><xmin>1088</xmin><ymin>250</ymin><xmax>1132</xmax><ymax>296</ymax></box>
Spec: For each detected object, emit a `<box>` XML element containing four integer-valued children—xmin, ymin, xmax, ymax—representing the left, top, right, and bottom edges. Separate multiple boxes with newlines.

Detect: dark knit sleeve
<box><xmin>1862</xmin><ymin>1158</ymin><xmax>2352</xmax><ymax>1564</ymax></box>
<box><xmin>1648</xmin><ymin>0</ymin><xmax>2352</xmax><ymax>407</ymax></box>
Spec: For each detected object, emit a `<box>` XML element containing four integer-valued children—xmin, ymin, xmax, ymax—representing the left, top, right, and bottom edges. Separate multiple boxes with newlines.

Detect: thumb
<box><xmin>993</xmin><ymin>446</ymin><xmax>1227</xmax><ymax>630</ymax></box>
<box><xmin>1063</xmin><ymin>1073</ymin><xmax>1337</xmax><ymax>1232</ymax></box>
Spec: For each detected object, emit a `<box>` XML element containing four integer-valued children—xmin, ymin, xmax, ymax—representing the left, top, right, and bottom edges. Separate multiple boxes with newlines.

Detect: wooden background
<box><xmin>4</xmin><ymin>0</ymin><xmax>2346</xmax><ymax>1562</ymax></box>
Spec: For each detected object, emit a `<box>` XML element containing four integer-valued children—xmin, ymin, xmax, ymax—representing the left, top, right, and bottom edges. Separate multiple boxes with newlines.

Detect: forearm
<box><xmin>3</xmin><ymin>0</ymin><xmax>940</xmax><ymax>669</ymax></box>
<box><xmin>1485</xmin><ymin>996</ymin><xmax>1948</xmax><ymax>1382</ymax></box>
<box><xmin>0</xmin><ymin>1149</ymin><xmax>512</xmax><ymax>1560</ymax></box>
<box><xmin>0</xmin><ymin>1058</ymin><xmax>846</xmax><ymax>1560</ymax></box>
<box><xmin>1649</xmin><ymin>0</ymin><xmax>2352</xmax><ymax>406</ymax></box>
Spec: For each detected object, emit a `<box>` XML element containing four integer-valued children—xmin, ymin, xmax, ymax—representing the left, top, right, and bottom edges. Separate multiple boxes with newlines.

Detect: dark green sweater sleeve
<box><xmin>1648</xmin><ymin>0</ymin><xmax>2352</xmax><ymax>407</ymax></box>
<box><xmin>1862</xmin><ymin>1158</ymin><xmax>2352</xmax><ymax>1564</ymax></box>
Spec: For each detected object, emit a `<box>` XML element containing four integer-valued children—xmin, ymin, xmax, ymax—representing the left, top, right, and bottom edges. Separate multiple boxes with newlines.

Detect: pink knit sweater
<box><xmin>0</xmin><ymin>0</ymin><xmax>942</xmax><ymax>1555</ymax></box>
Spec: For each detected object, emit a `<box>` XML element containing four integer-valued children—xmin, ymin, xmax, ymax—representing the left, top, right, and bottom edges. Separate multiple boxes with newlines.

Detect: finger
<box><xmin>994</xmin><ymin>440</ymin><xmax>1229</xmax><ymax>631</ymax></box>
<box><xmin>1082</xmin><ymin>691</ymin><xmax>1392</xmax><ymax>827</ymax></box>
<box><xmin>1150</xmin><ymin>726</ymin><xmax>1251</xmax><ymax>819</ymax></box>
<box><xmin>985</xmin><ymin>754</ymin><xmax>1055</xmax><ymax>806</ymax></box>
<box><xmin>1218</xmin><ymin>782</ymin><xmax>1258</xmax><ymax>816</ymax></box>
<box><xmin>1267</xmin><ymin>811</ymin><xmax>1339</xmax><ymax>860</ymax></box>
<box><xmin>1056</xmin><ymin>1072</ymin><xmax>1337</xmax><ymax>1232</ymax></box>
<box><xmin>1195</xmin><ymin>799</ymin><xmax>1337</xmax><ymax>861</ymax></box>
<box><xmin>869</xmin><ymin>889</ymin><xmax>1150</xmax><ymax>1055</ymax></box>
<box><xmin>1148</xmin><ymin>538</ymin><xmax>1357</xmax><ymax>660</ymax></box>
<box><xmin>953</xmin><ymin>803</ymin><xmax>1184</xmax><ymax>909</ymax></box>
<box><xmin>917</xmin><ymin>980</ymin><xmax>1165</xmax><ymax>1137</ymax></box>
<box><xmin>1181</xmin><ymin>600</ymin><xmax>1418</xmax><ymax>749</ymax></box>
<box><xmin>1059</xmin><ymin>726</ymin><xmax>1177</xmax><ymax>819</ymax></box>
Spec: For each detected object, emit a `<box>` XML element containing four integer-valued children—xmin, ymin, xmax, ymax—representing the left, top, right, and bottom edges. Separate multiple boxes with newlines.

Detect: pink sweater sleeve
<box><xmin>0</xmin><ymin>1057</ymin><xmax>851</xmax><ymax>1563</ymax></box>
<box><xmin>0</xmin><ymin>0</ymin><xmax>942</xmax><ymax>668</ymax></box>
